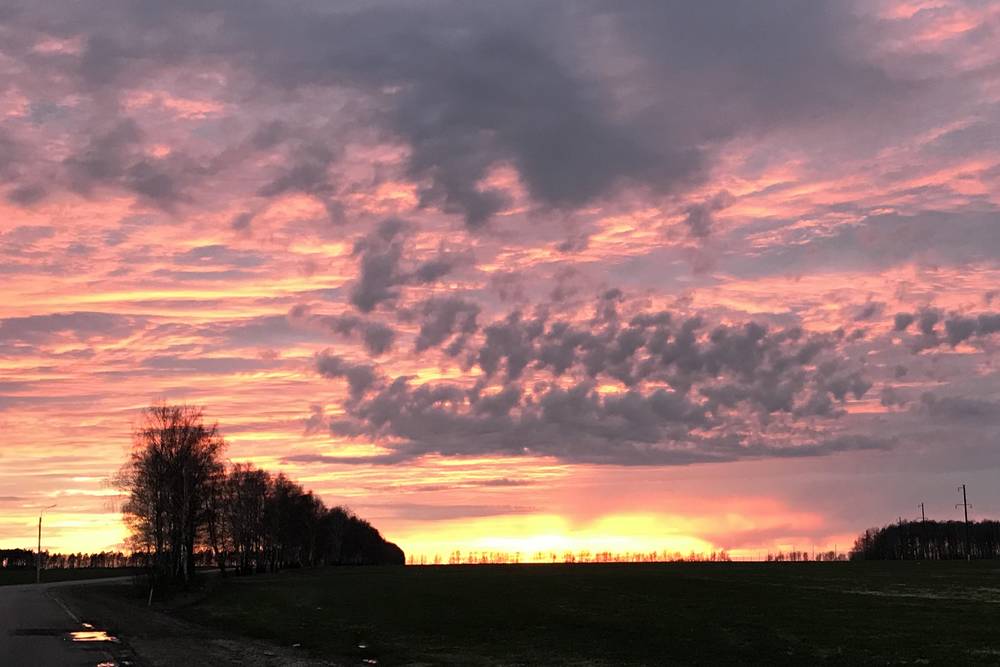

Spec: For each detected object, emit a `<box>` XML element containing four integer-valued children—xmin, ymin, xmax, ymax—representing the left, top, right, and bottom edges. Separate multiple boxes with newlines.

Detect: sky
<box><xmin>1</xmin><ymin>0</ymin><xmax>999</xmax><ymax>561</ymax></box>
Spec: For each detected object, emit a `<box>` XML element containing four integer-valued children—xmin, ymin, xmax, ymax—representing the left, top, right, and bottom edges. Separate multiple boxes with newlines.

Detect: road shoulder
<box><xmin>55</xmin><ymin>581</ymin><xmax>337</xmax><ymax>667</ymax></box>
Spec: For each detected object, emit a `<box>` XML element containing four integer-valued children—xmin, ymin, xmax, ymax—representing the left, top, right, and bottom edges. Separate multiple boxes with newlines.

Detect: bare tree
<box><xmin>116</xmin><ymin>403</ymin><xmax>225</xmax><ymax>584</ymax></box>
<box><xmin>224</xmin><ymin>463</ymin><xmax>271</xmax><ymax>575</ymax></box>
<box><xmin>117</xmin><ymin>405</ymin><xmax>403</xmax><ymax>581</ymax></box>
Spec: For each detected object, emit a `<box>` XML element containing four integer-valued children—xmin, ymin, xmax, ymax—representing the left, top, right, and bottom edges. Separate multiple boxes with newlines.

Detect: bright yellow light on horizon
<box><xmin>393</xmin><ymin>513</ymin><xmax>718</xmax><ymax>563</ymax></box>
<box><xmin>0</xmin><ymin>511</ymin><xmax>129</xmax><ymax>554</ymax></box>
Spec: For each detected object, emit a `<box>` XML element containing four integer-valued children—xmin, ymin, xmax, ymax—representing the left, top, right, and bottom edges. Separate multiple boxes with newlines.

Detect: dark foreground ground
<box><xmin>61</xmin><ymin>561</ymin><xmax>1000</xmax><ymax>665</ymax></box>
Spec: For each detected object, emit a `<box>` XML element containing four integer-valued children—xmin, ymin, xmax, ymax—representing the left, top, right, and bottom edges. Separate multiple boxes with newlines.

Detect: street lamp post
<box><xmin>36</xmin><ymin>504</ymin><xmax>56</xmax><ymax>585</ymax></box>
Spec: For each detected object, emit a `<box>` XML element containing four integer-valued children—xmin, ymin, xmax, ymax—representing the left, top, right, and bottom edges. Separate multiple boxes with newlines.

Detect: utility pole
<box><xmin>919</xmin><ymin>502</ymin><xmax>927</xmax><ymax>560</ymax></box>
<box><xmin>36</xmin><ymin>504</ymin><xmax>56</xmax><ymax>584</ymax></box>
<box><xmin>956</xmin><ymin>485</ymin><xmax>972</xmax><ymax>561</ymax></box>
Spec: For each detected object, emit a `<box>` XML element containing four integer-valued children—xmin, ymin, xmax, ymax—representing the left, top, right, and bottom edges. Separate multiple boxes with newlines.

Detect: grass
<box><xmin>0</xmin><ymin>567</ymin><xmax>141</xmax><ymax>586</ymax></box>
<box><xmin>151</xmin><ymin>561</ymin><xmax>1000</xmax><ymax>665</ymax></box>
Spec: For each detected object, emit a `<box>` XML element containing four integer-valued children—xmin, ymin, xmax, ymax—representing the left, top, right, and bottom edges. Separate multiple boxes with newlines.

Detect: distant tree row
<box><xmin>405</xmin><ymin>549</ymin><xmax>848</xmax><ymax>566</ymax></box>
<box><xmin>408</xmin><ymin>550</ymin><xmax>735</xmax><ymax>565</ymax></box>
<box><xmin>116</xmin><ymin>404</ymin><xmax>403</xmax><ymax>585</ymax></box>
<box><xmin>766</xmin><ymin>550</ymin><xmax>845</xmax><ymax>562</ymax></box>
<box><xmin>0</xmin><ymin>549</ymin><xmax>151</xmax><ymax>570</ymax></box>
<box><xmin>850</xmin><ymin>520</ymin><xmax>1000</xmax><ymax>560</ymax></box>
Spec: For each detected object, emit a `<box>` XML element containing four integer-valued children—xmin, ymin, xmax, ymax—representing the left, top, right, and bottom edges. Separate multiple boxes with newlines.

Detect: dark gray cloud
<box><xmin>151</xmin><ymin>268</ymin><xmax>257</xmax><ymax>282</ymax></box>
<box><xmin>255</xmin><ymin>138</ymin><xmax>345</xmax><ymax>223</ymax></box>
<box><xmin>477</xmin><ymin>477</ymin><xmax>534</xmax><ymax>488</ymax></box>
<box><xmin>0</xmin><ymin>0</ymin><xmax>909</xmax><ymax>226</ymax></box>
<box><xmin>0</xmin><ymin>311</ymin><xmax>138</xmax><ymax>344</ymax></box>
<box><xmin>477</xmin><ymin>311</ymin><xmax>548</xmax><ymax>381</ymax></box>
<box><xmin>349</xmin><ymin>219</ymin><xmax>468</xmax><ymax>312</ymax></box>
<box><xmin>922</xmin><ymin>118</ymin><xmax>1000</xmax><ymax>159</ymax></box>
<box><xmin>7</xmin><ymin>183</ymin><xmax>47</xmax><ymax>206</ymax></box>
<box><xmin>919</xmin><ymin>393</ymin><xmax>1000</xmax><ymax>420</ymax></box>
<box><xmin>231</xmin><ymin>211</ymin><xmax>255</xmax><ymax>232</ymax></box>
<box><xmin>140</xmin><ymin>355</ymin><xmax>282</xmax><ymax>374</ymax></box>
<box><xmin>374</xmin><ymin>477</ymin><xmax>536</xmax><ymax>493</ymax></box>
<box><xmin>257</xmin><ymin>146</ymin><xmax>336</xmax><ymax>200</ymax></box>
<box><xmin>0</xmin><ymin>127</ymin><xmax>21</xmax><ymax>182</ymax></box>
<box><xmin>415</xmin><ymin>297</ymin><xmax>481</xmax><ymax>354</ymax></box>
<box><xmin>490</xmin><ymin>272</ymin><xmax>528</xmax><ymax>305</ymax></box>
<box><xmin>891</xmin><ymin>309</ymin><xmax>1000</xmax><ymax>350</ymax></box>
<box><xmin>733</xmin><ymin>210</ymin><xmax>1000</xmax><ymax>278</ymax></box>
<box><xmin>0</xmin><ymin>225</ymin><xmax>56</xmax><ymax>246</ymax></box>
<box><xmin>315</xmin><ymin>350</ymin><xmax>378</xmax><ymax>400</ymax></box>
<box><xmin>303</xmin><ymin>403</ymin><xmax>326</xmax><ymax>435</ymax></box>
<box><xmin>356</xmin><ymin>503</ymin><xmax>536</xmax><ymax>521</ymax></box>
<box><xmin>280</xmin><ymin>450</ymin><xmax>415</xmax><ymax>466</ymax></box>
<box><xmin>355</xmin><ymin>0</ymin><xmax>903</xmax><ymax>227</ymax></box>
<box><xmin>0</xmin><ymin>127</ymin><xmax>35</xmax><ymax>205</ymax></box>
<box><xmin>289</xmin><ymin>304</ymin><xmax>397</xmax><ymax>356</ymax></box>
<box><xmin>329</xmin><ymin>371</ymin><xmax>889</xmax><ymax>465</ymax></box>
<box><xmin>350</xmin><ymin>219</ymin><xmax>408</xmax><ymax>312</ymax></box>
<box><xmin>315</xmin><ymin>294</ymin><xmax>879</xmax><ymax>465</ymax></box>
<box><xmin>62</xmin><ymin>119</ymin><xmax>201</xmax><ymax>209</ymax></box>
<box><xmin>880</xmin><ymin>386</ymin><xmax>908</xmax><ymax>408</ymax></box>
<box><xmin>945</xmin><ymin>313</ymin><xmax>1000</xmax><ymax>347</ymax></box>
<box><xmin>173</xmin><ymin>244</ymin><xmax>267</xmax><ymax>269</ymax></box>
<box><xmin>216</xmin><ymin>315</ymin><xmax>315</xmax><ymax>348</ymax></box>
<box><xmin>853</xmin><ymin>301</ymin><xmax>884</xmax><ymax>322</ymax></box>
<box><xmin>332</xmin><ymin>317</ymin><xmax>395</xmax><ymax>357</ymax></box>
<box><xmin>682</xmin><ymin>191</ymin><xmax>732</xmax><ymax>239</ymax></box>
<box><xmin>917</xmin><ymin>308</ymin><xmax>940</xmax><ymax>336</ymax></box>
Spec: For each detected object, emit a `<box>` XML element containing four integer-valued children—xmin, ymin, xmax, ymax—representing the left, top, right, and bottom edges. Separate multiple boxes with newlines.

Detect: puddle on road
<box><xmin>70</xmin><ymin>622</ymin><xmax>120</xmax><ymax>643</ymax></box>
<box><xmin>12</xmin><ymin>623</ymin><xmax>120</xmax><ymax>644</ymax></box>
<box><xmin>12</xmin><ymin>622</ymin><xmax>126</xmax><ymax>666</ymax></box>
<box><xmin>70</xmin><ymin>629</ymin><xmax>119</xmax><ymax>643</ymax></box>
<box><xmin>356</xmin><ymin>639</ymin><xmax>378</xmax><ymax>664</ymax></box>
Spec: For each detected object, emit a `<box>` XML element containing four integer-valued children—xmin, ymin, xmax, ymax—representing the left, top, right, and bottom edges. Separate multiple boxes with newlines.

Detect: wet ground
<box><xmin>57</xmin><ymin>578</ymin><xmax>335</xmax><ymax>666</ymax></box>
<box><xmin>0</xmin><ymin>579</ymin><xmax>135</xmax><ymax>666</ymax></box>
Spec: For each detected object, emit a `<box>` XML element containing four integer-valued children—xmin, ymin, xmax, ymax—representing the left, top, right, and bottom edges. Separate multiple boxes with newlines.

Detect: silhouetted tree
<box><xmin>117</xmin><ymin>404</ymin><xmax>403</xmax><ymax>580</ymax></box>
<box><xmin>851</xmin><ymin>519</ymin><xmax>1000</xmax><ymax>560</ymax></box>
<box><xmin>116</xmin><ymin>404</ymin><xmax>225</xmax><ymax>584</ymax></box>
<box><xmin>317</xmin><ymin>506</ymin><xmax>404</xmax><ymax>565</ymax></box>
<box><xmin>224</xmin><ymin>463</ymin><xmax>271</xmax><ymax>574</ymax></box>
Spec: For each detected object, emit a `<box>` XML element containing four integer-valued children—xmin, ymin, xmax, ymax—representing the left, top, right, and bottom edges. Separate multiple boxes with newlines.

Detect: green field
<box><xmin>138</xmin><ymin>561</ymin><xmax>1000</xmax><ymax>665</ymax></box>
<box><xmin>0</xmin><ymin>567</ymin><xmax>140</xmax><ymax>586</ymax></box>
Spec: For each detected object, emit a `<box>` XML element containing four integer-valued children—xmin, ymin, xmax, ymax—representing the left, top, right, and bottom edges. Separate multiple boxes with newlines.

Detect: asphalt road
<box><xmin>0</xmin><ymin>578</ymin><xmax>130</xmax><ymax>666</ymax></box>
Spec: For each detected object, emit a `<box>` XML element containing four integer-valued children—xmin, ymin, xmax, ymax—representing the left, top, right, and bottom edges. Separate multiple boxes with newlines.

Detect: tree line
<box><xmin>405</xmin><ymin>549</ymin><xmax>847</xmax><ymax>566</ymax></box>
<box><xmin>0</xmin><ymin>549</ymin><xmax>152</xmax><ymax>570</ymax></box>
<box><xmin>421</xmin><ymin>549</ymin><xmax>736</xmax><ymax>565</ymax></box>
<box><xmin>116</xmin><ymin>404</ymin><xmax>403</xmax><ymax>585</ymax></box>
<box><xmin>850</xmin><ymin>519</ymin><xmax>1000</xmax><ymax>560</ymax></box>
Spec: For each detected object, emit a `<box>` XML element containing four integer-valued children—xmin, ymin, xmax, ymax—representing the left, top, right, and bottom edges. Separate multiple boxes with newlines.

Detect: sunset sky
<box><xmin>1</xmin><ymin>0</ymin><xmax>999</xmax><ymax>561</ymax></box>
